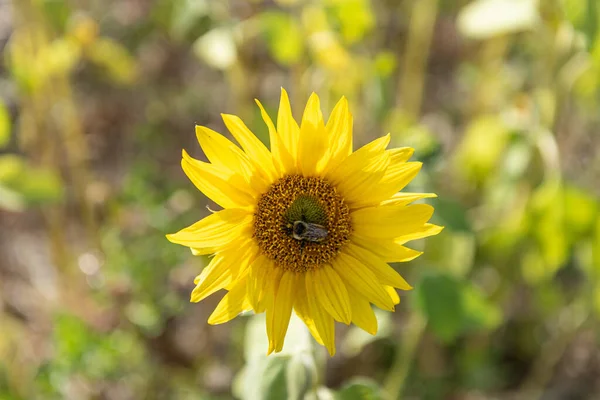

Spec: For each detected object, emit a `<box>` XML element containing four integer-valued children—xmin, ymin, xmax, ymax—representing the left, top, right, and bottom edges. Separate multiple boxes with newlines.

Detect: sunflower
<box><xmin>167</xmin><ymin>89</ymin><xmax>442</xmax><ymax>356</ymax></box>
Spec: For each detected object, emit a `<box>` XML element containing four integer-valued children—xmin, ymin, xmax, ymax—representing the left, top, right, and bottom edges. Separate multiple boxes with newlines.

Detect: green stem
<box><xmin>398</xmin><ymin>0</ymin><xmax>438</xmax><ymax>119</ymax></box>
<box><xmin>383</xmin><ymin>312</ymin><xmax>427</xmax><ymax>399</ymax></box>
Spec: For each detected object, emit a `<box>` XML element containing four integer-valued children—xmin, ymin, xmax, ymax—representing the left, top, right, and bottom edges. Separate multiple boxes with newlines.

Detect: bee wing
<box><xmin>303</xmin><ymin>223</ymin><xmax>328</xmax><ymax>242</ymax></box>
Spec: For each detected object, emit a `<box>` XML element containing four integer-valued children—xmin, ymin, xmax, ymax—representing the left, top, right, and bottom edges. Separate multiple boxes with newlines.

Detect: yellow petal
<box><xmin>332</xmin><ymin>252</ymin><xmax>395</xmax><ymax>311</ymax></box>
<box><xmin>195</xmin><ymin>125</ymin><xmax>268</xmax><ymax>194</ymax></box>
<box><xmin>267</xmin><ymin>271</ymin><xmax>297</xmax><ymax>353</ymax></box>
<box><xmin>347</xmin><ymin>287</ymin><xmax>378</xmax><ymax>335</ymax></box>
<box><xmin>233</xmin><ymin>241</ymin><xmax>261</xmax><ymax>279</ymax></box>
<box><xmin>379</xmin><ymin>192</ymin><xmax>438</xmax><ymax>207</ymax></box>
<box><xmin>328</xmin><ymin>133</ymin><xmax>389</xmax><ymax>181</ymax></box>
<box><xmin>350</xmin><ymin>236</ymin><xmax>423</xmax><ymax>263</ymax></box>
<box><xmin>395</xmin><ymin>224</ymin><xmax>444</xmax><ymax>245</ymax></box>
<box><xmin>294</xmin><ymin>275</ymin><xmax>325</xmax><ymax>346</ymax></box>
<box><xmin>298</xmin><ymin>93</ymin><xmax>328</xmax><ymax>175</ymax></box>
<box><xmin>208</xmin><ymin>277</ymin><xmax>251</xmax><ymax>325</ymax></box>
<box><xmin>306</xmin><ymin>265</ymin><xmax>351</xmax><ymax>324</ymax></box>
<box><xmin>263</xmin><ymin>274</ymin><xmax>277</xmax><ymax>350</ymax></box>
<box><xmin>247</xmin><ymin>254</ymin><xmax>272</xmax><ymax>311</ymax></box>
<box><xmin>191</xmin><ymin>256</ymin><xmax>231</xmax><ymax>302</ymax></box>
<box><xmin>327</xmin><ymin>135</ymin><xmax>390</xmax><ymax>206</ymax></box>
<box><xmin>389</xmin><ymin>147</ymin><xmax>414</xmax><ymax>163</ymax></box>
<box><xmin>385</xmin><ymin>286</ymin><xmax>400</xmax><ymax>305</ymax></box>
<box><xmin>277</xmin><ymin>88</ymin><xmax>300</xmax><ymax>166</ymax></box>
<box><xmin>256</xmin><ymin>265</ymin><xmax>283</xmax><ymax>314</ymax></box>
<box><xmin>194</xmin><ymin>260</ymin><xmax>212</xmax><ymax>285</ymax></box>
<box><xmin>256</xmin><ymin>99</ymin><xmax>295</xmax><ymax>174</ymax></box>
<box><xmin>352</xmin><ymin>203</ymin><xmax>435</xmax><ymax>239</ymax></box>
<box><xmin>324</xmin><ymin>96</ymin><xmax>353</xmax><ymax>171</ymax></box>
<box><xmin>355</xmin><ymin>161</ymin><xmax>422</xmax><ymax>207</ymax></box>
<box><xmin>181</xmin><ymin>150</ymin><xmax>255</xmax><ymax>209</ymax></box>
<box><xmin>194</xmin><ymin>126</ymin><xmax>250</xmax><ymax>177</ymax></box>
<box><xmin>190</xmin><ymin>247</ymin><xmax>217</xmax><ymax>256</ymax></box>
<box><xmin>191</xmin><ymin>236</ymin><xmax>256</xmax><ymax>263</ymax></box>
<box><xmin>344</xmin><ymin>243</ymin><xmax>412</xmax><ymax>290</ymax></box>
<box><xmin>306</xmin><ymin>281</ymin><xmax>336</xmax><ymax>356</ymax></box>
<box><xmin>192</xmin><ymin>237</ymin><xmax>258</xmax><ymax>286</ymax></box>
<box><xmin>221</xmin><ymin>113</ymin><xmax>278</xmax><ymax>183</ymax></box>
<box><xmin>166</xmin><ymin>208</ymin><xmax>252</xmax><ymax>249</ymax></box>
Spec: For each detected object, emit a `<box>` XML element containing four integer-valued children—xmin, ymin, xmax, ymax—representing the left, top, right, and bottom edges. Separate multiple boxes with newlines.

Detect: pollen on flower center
<box><xmin>253</xmin><ymin>175</ymin><xmax>352</xmax><ymax>272</ymax></box>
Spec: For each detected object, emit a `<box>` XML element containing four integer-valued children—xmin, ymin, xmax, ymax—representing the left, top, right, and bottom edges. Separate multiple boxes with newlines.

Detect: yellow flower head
<box><xmin>167</xmin><ymin>89</ymin><xmax>442</xmax><ymax>356</ymax></box>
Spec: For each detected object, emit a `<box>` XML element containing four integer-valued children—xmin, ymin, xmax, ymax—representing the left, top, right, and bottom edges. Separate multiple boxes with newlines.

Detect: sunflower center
<box><xmin>253</xmin><ymin>175</ymin><xmax>352</xmax><ymax>272</ymax></box>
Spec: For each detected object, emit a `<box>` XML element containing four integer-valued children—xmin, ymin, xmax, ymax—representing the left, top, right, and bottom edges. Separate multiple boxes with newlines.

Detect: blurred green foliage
<box><xmin>0</xmin><ymin>0</ymin><xmax>599</xmax><ymax>399</ymax></box>
<box><xmin>414</xmin><ymin>272</ymin><xmax>502</xmax><ymax>343</ymax></box>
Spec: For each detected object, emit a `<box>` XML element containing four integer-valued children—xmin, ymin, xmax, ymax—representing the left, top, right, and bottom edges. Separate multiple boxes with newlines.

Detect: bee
<box><xmin>291</xmin><ymin>220</ymin><xmax>328</xmax><ymax>243</ymax></box>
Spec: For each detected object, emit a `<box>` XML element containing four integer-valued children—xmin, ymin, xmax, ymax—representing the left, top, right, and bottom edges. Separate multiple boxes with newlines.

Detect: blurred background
<box><xmin>1</xmin><ymin>0</ymin><xmax>599</xmax><ymax>399</ymax></box>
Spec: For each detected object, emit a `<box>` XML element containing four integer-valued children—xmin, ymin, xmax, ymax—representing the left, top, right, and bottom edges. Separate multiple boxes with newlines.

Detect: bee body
<box><xmin>291</xmin><ymin>220</ymin><xmax>328</xmax><ymax>243</ymax></box>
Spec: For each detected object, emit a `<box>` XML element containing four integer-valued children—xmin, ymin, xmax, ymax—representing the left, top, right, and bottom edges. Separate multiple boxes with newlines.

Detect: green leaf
<box><xmin>454</xmin><ymin>115</ymin><xmax>510</xmax><ymax>183</ymax></box>
<box><xmin>261</xmin><ymin>357</ymin><xmax>290</xmax><ymax>400</ymax></box>
<box><xmin>327</xmin><ymin>0</ymin><xmax>375</xmax><ymax>44</ymax></box>
<box><xmin>242</xmin><ymin>356</ymin><xmax>289</xmax><ymax>400</ymax></box>
<box><xmin>0</xmin><ymin>102</ymin><xmax>10</xmax><ymax>148</ymax></box>
<box><xmin>563</xmin><ymin>0</ymin><xmax>587</xmax><ymax>29</ymax></box>
<box><xmin>520</xmin><ymin>247</ymin><xmax>549</xmax><ymax>284</ymax></box>
<box><xmin>0</xmin><ymin>157</ymin><xmax>64</xmax><ymax>206</ymax></box>
<box><xmin>170</xmin><ymin>0</ymin><xmax>209</xmax><ymax>41</ymax></box>
<box><xmin>0</xmin><ymin>155</ymin><xmax>24</xmax><ymax>182</ymax></box>
<box><xmin>244</xmin><ymin>314</ymin><xmax>316</xmax><ymax>361</ymax></box>
<box><xmin>125</xmin><ymin>301</ymin><xmax>162</xmax><ymax>335</ymax></box>
<box><xmin>374</xmin><ymin>51</ymin><xmax>397</xmax><ymax>78</ymax></box>
<box><xmin>386</xmin><ymin>110</ymin><xmax>440</xmax><ymax>158</ymax></box>
<box><xmin>585</xmin><ymin>0</ymin><xmax>598</xmax><ymax>48</ymax></box>
<box><xmin>461</xmin><ymin>284</ymin><xmax>501</xmax><ymax>331</ymax></box>
<box><xmin>415</xmin><ymin>274</ymin><xmax>464</xmax><ymax>342</ymax></box>
<box><xmin>336</xmin><ymin>378</ymin><xmax>384</xmax><ymax>400</ymax></box>
<box><xmin>563</xmin><ymin>185</ymin><xmax>599</xmax><ymax>237</ymax></box>
<box><xmin>286</xmin><ymin>353</ymin><xmax>317</xmax><ymax>400</ymax></box>
<box><xmin>244</xmin><ymin>314</ymin><xmax>271</xmax><ymax>361</ymax></box>
<box><xmin>38</xmin><ymin>38</ymin><xmax>81</xmax><ymax>79</ymax></box>
<box><xmin>341</xmin><ymin>308</ymin><xmax>391</xmax><ymax>357</ymax></box>
<box><xmin>40</xmin><ymin>0</ymin><xmax>71</xmax><ymax>31</ymax></box>
<box><xmin>564</xmin><ymin>0</ymin><xmax>599</xmax><ymax>49</ymax></box>
<box><xmin>528</xmin><ymin>185</ymin><xmax>570</xmax><ymax>275</ymax></box>
<box><xmin>13</xmin><ymin>167</ymin><xmax>64</xmax><ymax>205</ymax></box>
<box><xmin>87</xmin><ymin>38</ymin><xmax>137</xmax><ymax>84</ymax></box>
<box><xmin>429</xmin><ymin>198</ymin><xmax>472</xmax><ymax>233</ymax></box>
<box><xmin>260</xmin><ymin>12</ymin><xmax>305</xmax><ymax>66</ymax></box>
<box><xmin>415</xmin><ymin>273</ymin><xmax>502</xmax><ymax>342</ymax></box>
<box><xmin>239</xmin><ymin>314</ymin><xmax>320</xmax><ymax>400</ymax></box>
